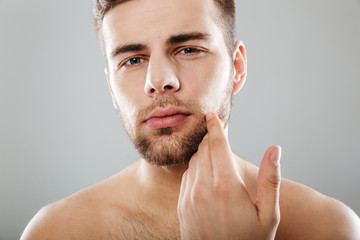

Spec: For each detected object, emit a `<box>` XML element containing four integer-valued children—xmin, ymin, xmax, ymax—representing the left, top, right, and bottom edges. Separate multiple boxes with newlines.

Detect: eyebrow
<box><xmin>110</xmin><ymin>32</ymin><xmax>211</xmax><ymax>60</ymax></box>
<box><xmin>166</xmin><ymin>32</ymin><xmax>211</xmax><ymax>45</ymax></box>
<box><xmin>110</xmin><ymin>44</ymin><xmax>147</xmax><ymax>60</ymax></box>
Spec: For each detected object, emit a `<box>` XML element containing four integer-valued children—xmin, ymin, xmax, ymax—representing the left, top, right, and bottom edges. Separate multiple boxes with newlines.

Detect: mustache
<box><xmin>136</xmin><ymin>94</ymin><xmax>204</xmax><ymax>124</ymax></box>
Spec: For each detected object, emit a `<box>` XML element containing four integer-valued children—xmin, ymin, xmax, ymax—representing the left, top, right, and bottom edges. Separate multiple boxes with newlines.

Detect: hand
<box><xmin>177</xmin><ymin>112</ymin><xmax>281</xmax><ymax>240</ymax></box>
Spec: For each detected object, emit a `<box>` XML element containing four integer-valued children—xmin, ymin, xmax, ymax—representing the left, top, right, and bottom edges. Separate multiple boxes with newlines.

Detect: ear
<box><xmin>105</xmin><ymin>67</ymin><xmax>120</xmax><ymax>112</ymax></box>
<box><xmin>232</xmin><ymin>41</ymin><xmax>247</xmax><ymax>95</ymax></box>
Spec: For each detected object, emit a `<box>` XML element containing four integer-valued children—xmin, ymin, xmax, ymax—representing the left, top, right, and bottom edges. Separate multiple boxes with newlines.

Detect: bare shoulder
<box><xmin>277</xmin><ymin>178</ymin><xmax>360</xmax><ymax>239</ymax></box>
<box><xmin>239</xmin><ymin>158</ymin><xmax>360</xmax><ymax>239</ymax></box>
<box><xmin>20</xmin><ymin>163</ymin><xmax>140</xmax><ymax>240</ymax></box>
<box><xmin>20</xmin><ymin>187</ymin><xmax>110</xmax><ymax>239</ymax></box>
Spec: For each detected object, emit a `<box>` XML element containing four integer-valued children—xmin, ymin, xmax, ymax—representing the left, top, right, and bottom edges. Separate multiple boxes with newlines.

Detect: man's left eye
<box><xmin>179</xmin><ymin>47</ymin><xmax>199</xmax><ymax>54</ymax></box>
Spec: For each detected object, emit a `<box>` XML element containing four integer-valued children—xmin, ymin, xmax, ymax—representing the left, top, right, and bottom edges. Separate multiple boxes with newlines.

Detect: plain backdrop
<box><xmin>0</xmin><ymin>0</ymin><xmax>359</xmax><ymax>239</ymax></box>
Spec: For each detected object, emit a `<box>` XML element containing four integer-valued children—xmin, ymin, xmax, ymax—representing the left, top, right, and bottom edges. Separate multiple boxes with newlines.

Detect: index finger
<box><xmin>206</xmin><ymin>112</ymin><xmax>237</xmax><ymax>178</ymax></box>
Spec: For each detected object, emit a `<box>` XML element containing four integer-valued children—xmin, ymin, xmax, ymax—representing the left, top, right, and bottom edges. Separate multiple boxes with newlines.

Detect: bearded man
<box><xmin>21</xmin><ymin>0</ymin><xmax>360</xmax><ymax>239</ymax></box>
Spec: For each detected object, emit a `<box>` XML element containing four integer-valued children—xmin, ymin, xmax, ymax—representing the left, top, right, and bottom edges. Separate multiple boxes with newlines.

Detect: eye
<box><xmin>179</xmin><ymin>47</ymin><xmax>200</xmax><ymax>55</ymax></box>
<box><xmin>124</xmin><ymin>57</ymin><xmax>144</xmax><ymax>66</ymax></box>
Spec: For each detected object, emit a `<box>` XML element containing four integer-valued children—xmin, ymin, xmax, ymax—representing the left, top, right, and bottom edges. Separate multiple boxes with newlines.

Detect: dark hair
<box><xmin>93</xmin><ymin>0</ymin><xmax>235</xmax><ymax>57</ymax></box>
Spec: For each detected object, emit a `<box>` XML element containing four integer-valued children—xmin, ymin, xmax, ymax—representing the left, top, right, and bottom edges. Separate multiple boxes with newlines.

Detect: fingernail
<box><xmin>206</xmin><ymin>112</ymin><xmax>214</xmax><ymax>121</ymax></box>
<box><xmin>270</xmin><ymin>146</ymin><xmax>281</xmax><ymax>163</ymax></box>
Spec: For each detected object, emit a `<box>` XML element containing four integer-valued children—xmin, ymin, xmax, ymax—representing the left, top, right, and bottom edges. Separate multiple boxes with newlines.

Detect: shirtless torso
<box><xmin>21</xmin><ymin>155</ymin><xmax>360</xmax><ymax>239</ymax></box>
<box><xmin>20</xmin><ymin>0</ymin><xmax>360</xmax><ymax>238</ymax></box>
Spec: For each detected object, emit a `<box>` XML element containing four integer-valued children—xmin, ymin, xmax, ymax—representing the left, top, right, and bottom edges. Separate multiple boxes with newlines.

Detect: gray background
<box><xmin>0</xmin><ymin>0</ymin><xmax>359</xmax><ymax>239</ymax></box>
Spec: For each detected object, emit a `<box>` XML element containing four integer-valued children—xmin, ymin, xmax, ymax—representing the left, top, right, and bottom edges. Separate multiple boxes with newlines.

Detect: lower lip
<box><xmin>145</xmin><ymin>114</ymin><xmax>189</xmax><ymax>129</ymax></box>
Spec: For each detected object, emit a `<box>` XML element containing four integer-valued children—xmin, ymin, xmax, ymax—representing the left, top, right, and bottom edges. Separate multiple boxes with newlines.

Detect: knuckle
<box><xmin>209</xmin><ymin>137</ymin><xmax>224</xmax><ymax>149</ymax></box>
<box><xmin>209</xmin><ymin>140</ymin><xmax>231</xmax><ymax>156</ymax></box>
<box><xmin>213</xmin><ymin>179</ymin><xmax>231</xmax><ymax>198</ymax></box>
<box><xmin>191</xmin><ymin>188</ymin><xmax>206</xmax><ymax>204</ymax></box>
<box><xmin>191</xmin><ymin>181</ymin><xmax>208</xmax><ymax>204</ymax></box>
<box><xmin>267</xmin><ymin>174</ymin><xmax>281</xmax><ymax>189</ymax></box>
<box><xmin>268</xmin><ymin>210</ymin><xmax>281</xmax><ymax>228</ymax></box>
<box><xmin>263</xmin><ymin>208</ymin><xmax>280</xmax><ymax>229</ymax></box>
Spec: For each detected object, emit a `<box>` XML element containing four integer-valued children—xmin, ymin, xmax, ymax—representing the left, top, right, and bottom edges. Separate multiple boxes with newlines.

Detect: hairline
<box><xmin>95</xmin><ymin>0</ymin><xmax>235</xmax><ymax>64</ymax></box>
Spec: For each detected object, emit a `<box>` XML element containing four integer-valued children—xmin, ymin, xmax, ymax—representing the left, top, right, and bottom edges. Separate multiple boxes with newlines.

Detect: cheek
<box><xmin>110</xmin><ymin>70</ymin><xmax>148</xmax><ymax>117</ymax></box>
<box><xmin>180</xmin><ymin>57</ymin><xmax>231</xmax><ymax>110</ymax></box>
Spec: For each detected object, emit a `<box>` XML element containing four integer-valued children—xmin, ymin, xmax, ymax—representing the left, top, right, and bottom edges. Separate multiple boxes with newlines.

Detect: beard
<box><xmin>120</xmin><ymin>83</ymin><xmax>233</xmax><ymax>166</ymax></box>
<box><xmin>134</xmin><ymin>96</ymin><xmax>207</xmax><ymax>166</ymax></box>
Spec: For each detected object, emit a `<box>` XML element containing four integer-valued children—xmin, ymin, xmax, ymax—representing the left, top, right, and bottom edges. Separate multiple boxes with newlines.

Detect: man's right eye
<box><xmin>125</xmin><ymin>57</ymin><xmax>143</xmax><ymax>66</ymax></box>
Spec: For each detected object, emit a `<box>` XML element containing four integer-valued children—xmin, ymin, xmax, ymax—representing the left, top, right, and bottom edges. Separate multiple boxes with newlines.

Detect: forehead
<box><xmin>102</xmin><ymin>0</ymin><xmax>223</xmax><ymax>55</ymax></box>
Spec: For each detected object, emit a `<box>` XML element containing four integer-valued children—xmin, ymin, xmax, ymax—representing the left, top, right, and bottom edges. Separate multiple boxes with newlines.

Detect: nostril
<box><xmin>148</xmin><ymin>85</ymin><xmax>175</xmax><ymax>94</ymax></box>
<box><xmin>164</xmin><ymin>85</ymin><xmax>173</xmax><ymax>90</ymax></box>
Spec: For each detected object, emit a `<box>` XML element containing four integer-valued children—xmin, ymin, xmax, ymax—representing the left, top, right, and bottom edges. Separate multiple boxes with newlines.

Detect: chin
<box><xmin>134</xmin><ymin>118</ymin><xmax>207</xmax><ymax>166</ymax></box>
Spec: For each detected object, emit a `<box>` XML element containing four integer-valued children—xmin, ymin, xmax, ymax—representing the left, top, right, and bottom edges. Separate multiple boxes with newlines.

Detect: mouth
<box><xmin>144</xmin><ymin>106</ymin><xmax>191</xmax><ymax>129</ymax></box>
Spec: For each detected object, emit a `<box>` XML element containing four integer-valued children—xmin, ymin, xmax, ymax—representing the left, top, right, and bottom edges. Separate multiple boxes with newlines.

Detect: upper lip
<box><xmin>144</xmin><ymin>106</ymin><xmax>191</xmax><ymax>122</ymax></box>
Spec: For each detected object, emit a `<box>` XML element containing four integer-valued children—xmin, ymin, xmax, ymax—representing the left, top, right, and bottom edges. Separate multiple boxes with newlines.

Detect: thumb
<box><xmin>255</xmin><ymin>145</ymin><xmax>281</xmax><ymax>227</ymax></box>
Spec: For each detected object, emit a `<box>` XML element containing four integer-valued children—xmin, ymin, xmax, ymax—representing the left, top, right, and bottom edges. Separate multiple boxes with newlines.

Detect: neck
<box><xmin>134</xmin><ymin>124</ymin><xmax>229</xmax><ymax>206</ymax></box>
<box><xmin>137</xmin><ymin>159</ymin><xmax>188</xmax><ymax>203</ymax></box>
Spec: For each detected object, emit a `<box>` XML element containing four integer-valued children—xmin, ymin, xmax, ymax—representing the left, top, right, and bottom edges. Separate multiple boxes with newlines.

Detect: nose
<box><xmin>144</xmin><ymin>55</ymin><xmax>180</xmax><ymax>96</ymax></box>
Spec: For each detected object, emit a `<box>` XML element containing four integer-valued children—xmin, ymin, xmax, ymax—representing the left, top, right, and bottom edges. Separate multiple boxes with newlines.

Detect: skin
<box><xmin>178</xmin><ymin>113</ymin><xmax>281</xmax><ymax>239</ymax></box>
<box><xmin>21</xmin><ymin>0</ymin><xmax>360</xmax><ymax>239</ymax></box>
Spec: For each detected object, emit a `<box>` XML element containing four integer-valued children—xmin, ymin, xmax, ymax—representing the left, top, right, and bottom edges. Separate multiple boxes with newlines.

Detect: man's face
<box><xmin>102</xmin><ymin>0</ymin><xmax>240</xmax><ymax>166</ymax></box>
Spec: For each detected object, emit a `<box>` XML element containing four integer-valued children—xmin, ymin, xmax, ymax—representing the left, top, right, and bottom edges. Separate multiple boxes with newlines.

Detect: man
<box><xmin>21</xmin><ymin>0</ymin><xmax>360</xmax><ymax>239</ymax></box>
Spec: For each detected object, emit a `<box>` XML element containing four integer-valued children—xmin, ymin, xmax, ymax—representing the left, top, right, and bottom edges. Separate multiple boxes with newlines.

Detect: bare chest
<box><xmin>105</xmin><ymin>210</ymin><xmax>181</xmax><ymax>240</ymax></box>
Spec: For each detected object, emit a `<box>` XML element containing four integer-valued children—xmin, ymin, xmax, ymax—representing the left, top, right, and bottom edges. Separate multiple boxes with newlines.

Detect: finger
<box><xmin>206</xmin><ymin>112</ymin><xmax>236</xmax><ymax>178</ymax></box>
<box><xmin>178</xmin><ymin>170</ymin><xmax>188</xmax><ymax>201</ymax></box>
<box><xmin>255</xmin><ymin>145</ymin><xmax>281</xmax><ymax>227</ymax></box>
<box><xmin>187</xmin><ymin>150</ymin><xmax>198</xmax><ymax>186</ymax></box>
<box><xmin>179</xmin><ymin>134</ymin><xmax>212</xmax><ymax>206</ymax></box>
<box><xmin>177</xmin><ymin>170</ymin><xmax>188</xmax><ymax>218</ymax></box>
<box><xmin>194</xmin><ymin>134</ymin><xmax>213</xmax><ymax>182</ymax></box>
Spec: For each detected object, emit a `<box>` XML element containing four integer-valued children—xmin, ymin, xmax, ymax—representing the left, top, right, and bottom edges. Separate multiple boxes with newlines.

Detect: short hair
<box><xmin>93</xmin><ymin>0</ymin><xmax>235</xmax><ymax>58</ymax></box>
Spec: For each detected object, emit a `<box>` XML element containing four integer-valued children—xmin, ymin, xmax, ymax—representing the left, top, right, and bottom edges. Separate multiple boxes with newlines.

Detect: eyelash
<box><xmin>124</xmin><ymin>57</ymin><xmax>145</xmax><ymax>66</ymax></box>
<box><xmin>120</xmin><ymin>55</ymin><xmax>147</xmax><ymax>69</ymax></box>
<box><xmin>119</xmin><ymin>47</ymin><xmax>204</xmax><ymax>68</ymax></box>
<box><xmin>177</xmin><ymin>47</ymin><xmax>202</xmax><ymax>56</ymax></box>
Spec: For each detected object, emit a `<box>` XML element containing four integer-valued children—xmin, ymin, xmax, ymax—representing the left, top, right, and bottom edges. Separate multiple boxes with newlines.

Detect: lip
<box><xmin>144</xmin><ymin>106</ymin><xmax>191</xmax><ymax>129</ymax></box>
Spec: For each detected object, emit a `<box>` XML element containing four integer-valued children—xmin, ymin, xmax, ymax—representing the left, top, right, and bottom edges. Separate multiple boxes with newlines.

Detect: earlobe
<box><xmin>105</xmin><ymin>67</ymin><xmax>120</xmax><ymax>112</ymax></box>
<box><xmin>232</xmin><ymin>41</ymin><xmax>247</xmax><ymax>95</ymax></box>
